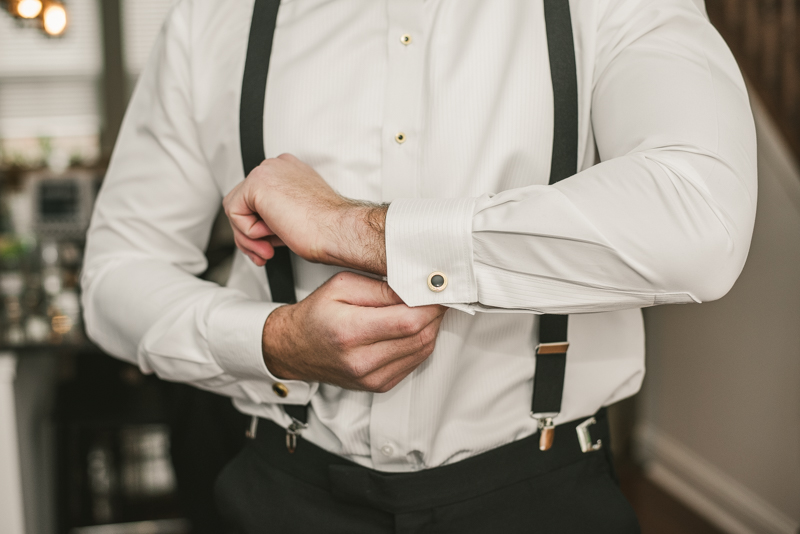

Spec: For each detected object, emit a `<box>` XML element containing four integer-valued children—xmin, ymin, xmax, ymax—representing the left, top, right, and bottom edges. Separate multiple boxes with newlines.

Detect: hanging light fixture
<box><xmin>1</xmin><ymin>0</ymin><xmax>67</xmax><ymax>37</ymax></box>
<box><xmin>42</xmin><ymin>0</ymin><xmax>67</xmax><ymax>36</ymax></box>
<box><xmin>14</xmin><ymin>0</ymin><xmax>42</xmax><ymax>19</ymax></box>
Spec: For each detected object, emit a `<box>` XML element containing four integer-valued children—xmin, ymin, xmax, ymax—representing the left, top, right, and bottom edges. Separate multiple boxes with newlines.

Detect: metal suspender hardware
<box><xmin>576</xmin><ymin>417</ymin><xmax>603</xmax><ymax>453</ymax></box>
<box><xmin>285</xmin><ymin>418</ymin><xmax>308</xmax><ymax>454</ymax></box>
<box><xmin>530</xmin><ymin>0</ymin><xmax>580</xmax><ymax>452</ymax></box>
<box><xmin>245</xmin><ymin>416</ymin><xmax>259</xmax><ymax>439</ymax></box>
<box><xmin>240</xmin><ymin>0</ymin><xmax>308</xmax><ymax>452</ymax></box>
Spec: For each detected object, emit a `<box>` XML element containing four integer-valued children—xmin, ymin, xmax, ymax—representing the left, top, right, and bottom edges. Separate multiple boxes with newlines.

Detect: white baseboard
<box><xmin>634</xmin><ymin>425</ymin><xmax>799</xmax><ymax>534</ymax></box>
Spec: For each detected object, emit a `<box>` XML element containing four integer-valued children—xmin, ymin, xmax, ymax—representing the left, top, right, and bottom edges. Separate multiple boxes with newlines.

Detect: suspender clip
<box><xmin>576</xmin><ymin>417</ymin><xmax>602</xmax><ymax>453</ymax></box>
<box><xmin>245</xmin><ymin>416</ymin><xmax>258</xmax><ymax>439</ymax></box>
<box><xmin>534</xmin><ymin>415</ymin><xmax>557</xmax><ymax>451</ymax></box>
<box><xmin>285</xmin><ymin>419</ymin><xmax>308</xmax><ymax>453</ymax></box>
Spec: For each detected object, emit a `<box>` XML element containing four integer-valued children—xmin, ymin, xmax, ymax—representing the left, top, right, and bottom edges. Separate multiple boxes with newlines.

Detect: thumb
<box><xmin>327</xmin><ymin>272</ymin><xmax>404</xmax><ymax>307</ymax></box>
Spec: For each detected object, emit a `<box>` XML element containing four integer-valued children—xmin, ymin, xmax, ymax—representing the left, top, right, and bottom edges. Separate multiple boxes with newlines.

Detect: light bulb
<box><xmin>42</xmin><ymin>2</ymin><xmax>67</xmax><ymax>36</ymax></box>
<box><xmin>16</xmin><ymin>0</ymin><xmax>43</xmax><ymax>18</ymax></box>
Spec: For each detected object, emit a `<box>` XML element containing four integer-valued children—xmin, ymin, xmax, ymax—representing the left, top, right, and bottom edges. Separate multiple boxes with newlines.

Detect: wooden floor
<box><xmin>619</xmin><ymin>466</ymin><xmax>724</xmax><ymax>534</ymax></box>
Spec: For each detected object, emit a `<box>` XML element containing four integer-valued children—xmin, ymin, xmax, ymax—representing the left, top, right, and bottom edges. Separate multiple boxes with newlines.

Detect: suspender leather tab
<box><xmin>535</xmin><ymin>342</ymin><xmax>569</xmax><ymax>355</ymax></box>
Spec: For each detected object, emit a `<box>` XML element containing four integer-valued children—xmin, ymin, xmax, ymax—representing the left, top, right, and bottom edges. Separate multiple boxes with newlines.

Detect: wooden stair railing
<box><xmin>706</xmin><ymin>0</ymin><xmax>800</xmax><ymax>159</ymax></box>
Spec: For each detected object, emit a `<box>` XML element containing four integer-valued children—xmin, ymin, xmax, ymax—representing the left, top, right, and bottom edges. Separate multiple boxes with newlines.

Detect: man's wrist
<box><xmin>261</xmin><ymin>304</ymin><xmax>298</xmax><ymax>380</ymax></box>
<box><xmin>324</xmin><ymin>201</ymin><xmax>388</xmax><ymax>275</ymax></box>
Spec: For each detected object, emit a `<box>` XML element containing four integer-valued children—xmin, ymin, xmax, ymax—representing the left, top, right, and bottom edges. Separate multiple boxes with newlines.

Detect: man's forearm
<box><xmin>224</xmin><ymin>154</ymin><xmax>389</xmax><ymax>275</ymax></box>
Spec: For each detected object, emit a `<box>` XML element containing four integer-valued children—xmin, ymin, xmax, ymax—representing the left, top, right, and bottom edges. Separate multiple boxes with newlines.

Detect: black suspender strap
<box><xmin>240</xmin><ymin>0</ymin><xmax>298</xmax><ymax>306</ymax></box>
<box><xmin>532</xmin><ymin>0</ymin><xmax>579</xmax><ymax>451</ymax></box>
<box><xmin>543</xmin><ymin>0</ymin><xmax>579</xmax><ymax>186</ymax></box>
<box><xmin>532</xmin><ymin>315</ymin><xmax>569</xmax><ymax>415</ymax></box>
<box><xmin>240</xmin><ymin>0</ymin><xmax>278</xmax><ymax>179</ymax></box>
<box><xmin>240</xmin><ymin>0</ymin><xmax>307</xmax><ymax>435</ymax></box>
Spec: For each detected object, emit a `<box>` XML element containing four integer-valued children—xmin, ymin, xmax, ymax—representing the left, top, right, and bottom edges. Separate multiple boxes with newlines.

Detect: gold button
<box><xmin>395</xmin><ymin>132</ymin><xmax>406</xmax><ymax>144</ymax></box>
<box><xmin>427</xmin><ymin>272</ymin><xmax>447</xmax><ymax>292</ymax></box>
<box><xmin>272</xmin><ymin>382</ymin><xmax>289</xmax><ymax>398</ymax></box>
<box><xmin>400</xmin><ymin>33</ymin><xmax>412</xmax><ymax>45</ymax></box>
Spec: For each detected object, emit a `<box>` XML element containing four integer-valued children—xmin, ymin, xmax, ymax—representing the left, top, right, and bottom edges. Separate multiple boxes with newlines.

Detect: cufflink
<box><xmin>272</xmin><ymin>382</ymin><xmax>289</xmax><ymax>398</ymax></box>
<box><xmin>427</xmin><ymin>271</ymin><xmax>448</xmax><ymax>292</ymax></box>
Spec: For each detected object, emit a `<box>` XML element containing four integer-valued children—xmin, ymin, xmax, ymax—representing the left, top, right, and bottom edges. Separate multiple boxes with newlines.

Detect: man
<box><xmin>82</xmin><ymin>0</ymin><xmax>756</xmax><ymax>532</ymax></box>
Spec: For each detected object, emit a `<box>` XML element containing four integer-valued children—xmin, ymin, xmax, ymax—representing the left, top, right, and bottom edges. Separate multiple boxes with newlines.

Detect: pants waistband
<box><xmin>249</xmin><ymin>408</ymin><xmax>610</xmax><ymax>514</ymax></box>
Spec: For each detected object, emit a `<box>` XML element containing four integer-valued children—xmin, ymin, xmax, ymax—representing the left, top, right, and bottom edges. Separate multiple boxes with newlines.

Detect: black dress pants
<box><xmin>214</xmin><ymin>410</ymin><xmax>640</xmax><ymax>534</ymax></box>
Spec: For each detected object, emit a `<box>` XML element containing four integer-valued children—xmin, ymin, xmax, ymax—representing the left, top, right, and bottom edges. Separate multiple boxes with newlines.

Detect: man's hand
<box><xmin>263</xmin><ymin>272</ymin><xmax>445</xmax><ymax>392</ymax></box>
<box><xmin>223</xmin><ymin>154</ymin><xmax>388</xmax><ymax>275</ymax></box>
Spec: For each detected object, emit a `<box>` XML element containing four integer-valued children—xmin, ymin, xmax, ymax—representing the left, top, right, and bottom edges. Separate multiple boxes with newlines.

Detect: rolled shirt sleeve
<box><xmin>385</xmin><ymin>0</ymin><xmax>757</xmax><ymax>313</ymax></box>
<box><xmin>81</xmin><ymin>0</ymin><xmax>316</xmax><ymax>406</ymax></box>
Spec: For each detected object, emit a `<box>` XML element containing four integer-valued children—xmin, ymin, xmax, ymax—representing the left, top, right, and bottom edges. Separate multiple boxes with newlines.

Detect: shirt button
<box><xmin>380</xmin><ymin>444</ymin><xmax>395</xmax><ymax>457</ymax></box>
<box><xmin>272</xmin><ymin>382</ymin><xmax>289</xmax><ymax>398</ymax></box>
<box><xmin>400</xmin><ymin>33</ymin><xmax>412</xmax><ymax>45</ymax></box>
<box><xmin>427</xmin><ymin>271</ymin><xmax>448</xmax><ymax>292</ymax></box>
<box><xmin>395</xmin><ymin>132</ymin><xmax>406</xmax><ymax>144</ymax></box>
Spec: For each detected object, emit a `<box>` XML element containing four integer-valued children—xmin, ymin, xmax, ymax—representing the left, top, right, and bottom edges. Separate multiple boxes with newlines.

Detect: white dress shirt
<box><xmin>82</xmin><ymin>0</ymin><xmax>756</xmax><ymax>472</ymax></box>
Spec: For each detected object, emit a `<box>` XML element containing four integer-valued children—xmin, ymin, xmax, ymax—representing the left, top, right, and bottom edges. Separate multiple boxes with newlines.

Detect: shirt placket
<box><xmin>370</xmin><ymin>0</ymin><xmax>426</xmax><ymax>471</ymax></box>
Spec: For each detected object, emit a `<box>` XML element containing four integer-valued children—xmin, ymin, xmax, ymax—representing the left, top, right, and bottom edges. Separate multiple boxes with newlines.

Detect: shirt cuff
<box><xmin>207</xmin><ymin>298</ymin><xmax>316</xmax><ymax>405</ymax></box>
<box><xmin>385</xmin><ymin>197</ymin><xmax>478</xmax><ymax>307</ymax></box>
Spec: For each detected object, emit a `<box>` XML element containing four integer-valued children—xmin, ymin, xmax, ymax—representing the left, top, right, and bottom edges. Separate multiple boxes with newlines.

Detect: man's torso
<box><xmin>173</xmin><ymin>0</ymin><xmax>645</xmax><ymax>471</ymax></box>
